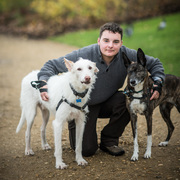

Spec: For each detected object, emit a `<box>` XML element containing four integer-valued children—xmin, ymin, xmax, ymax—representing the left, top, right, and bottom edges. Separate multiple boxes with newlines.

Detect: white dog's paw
<box><xmin>159</xmin><ymin>141</ymin><xmax>168</xmax><ymax>147</ymax></box>
<box><xmin>56</xmin><ymin>162</ymin><xmax>68</xmax><ymax>169</ymax></box>
<box><xmin>131</xmin><ymin>153</ymin><xmax>139</xmax><ymax>161</ymax></box>
<box><xmin>25</xmin><ymin>149</ymin><xmax>34</xmax><ymax>156</ymax></box>
<box><xmin>77</xmin><ymin>158</ymin><xmax>88</xmax><ymax>166</ymax></box>
<box><xmin>42</xmin><ymin>143</ymin><xmax>51</xmax><ymax>150</ymax></box>
<box><xmin>144</xmin><ymin>151</ymin><xmax>151</xmax><ymax>159</ymax></box>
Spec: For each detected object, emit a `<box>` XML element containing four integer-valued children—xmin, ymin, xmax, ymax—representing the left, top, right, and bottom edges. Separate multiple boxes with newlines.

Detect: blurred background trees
<box><xmin>0</xmin><ymin>0</ymin><xmax>179</xmax><ymax>38</ymax></box>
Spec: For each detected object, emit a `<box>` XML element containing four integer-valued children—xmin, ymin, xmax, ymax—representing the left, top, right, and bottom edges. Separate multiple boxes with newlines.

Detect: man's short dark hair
<box><xmin>99</xmin><ymin>22</ymin><xmax>123</xmax><ymax>40</ymax></box>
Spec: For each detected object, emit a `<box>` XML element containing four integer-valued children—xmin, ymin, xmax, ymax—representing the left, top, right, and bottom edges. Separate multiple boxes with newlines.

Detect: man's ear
<box><xmin>97</xmin><ymin>38</ymin><xmax>100</xmax><ymax>45</ymax></box>
<box><xmin>64</xmin><ymin>58</ymin><xmax>74</xmax><ymax>71</ymax></box>
<box><xmin>120</xmin><ymin>40</ymin><xmax>123</xmax><ymax>47</ymax></box>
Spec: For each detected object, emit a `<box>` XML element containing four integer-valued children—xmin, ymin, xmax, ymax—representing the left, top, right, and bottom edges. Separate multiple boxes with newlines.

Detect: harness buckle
<box><xmin>31</xmin><ymin>81</ymin><xmax>40</xmax><ymax>89</ymax></box>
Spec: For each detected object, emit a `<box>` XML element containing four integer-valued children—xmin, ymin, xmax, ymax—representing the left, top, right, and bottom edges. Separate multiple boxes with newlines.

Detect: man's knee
<box><xmin>116</xmin><ymin>91</ymin><xmax>126</xmax><ymax>103</ymax></box>
<box><xmin>68</xmin><ymin>121</ymin><xmax>98</xmax><ymax>157</ymax></box>
<box><xmin>69</xmin><ymin>136</ymin><xmax>98</xmax><ymax>157</ymax></box>
<box><xmin>82</xmin><ymin>145</ymin><xmax>98</xmax><ymax>157</ymax></box>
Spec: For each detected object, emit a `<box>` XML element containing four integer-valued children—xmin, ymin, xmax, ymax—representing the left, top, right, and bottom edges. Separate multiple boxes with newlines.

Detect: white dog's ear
<box><xmin>64</xmin><ymin>58</ymin><xmax>74</xmax><ymax>71</ymax></box>
<box><xmin>94</xmin><ymin>63</ymin><xmax>99</xmax><ymax>73</ymax></box>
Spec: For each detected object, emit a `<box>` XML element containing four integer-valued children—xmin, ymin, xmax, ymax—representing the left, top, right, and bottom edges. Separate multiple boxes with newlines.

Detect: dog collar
<box><xmin>121</xmin><ymin>87</ymin><xmax>151</xmax><ymax>100</ymax></box>
<box><xmin>69</xmin><ymin>83</ymin><xmax>89</xmax><ymax>98</ymax></box>
<box><xmin>122</xmin><ymin>88</ymin><xmax>143</xmax><ymax>96</ymax></box>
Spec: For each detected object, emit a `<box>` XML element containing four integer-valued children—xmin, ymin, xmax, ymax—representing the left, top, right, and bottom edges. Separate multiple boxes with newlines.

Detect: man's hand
<box><xmin>150</xmin><ymin>80</ymin><xmax>162</xmax><ymax>101</ymax></box>
<box><xmin>150</xmin><ymin>90</ymin><xmax>160</xmax><ymax>100</ymax></box>
<box><xmin>40</xmin><ymin>84</ymin><xmax>49</xmax><ymax>101</ymax></box>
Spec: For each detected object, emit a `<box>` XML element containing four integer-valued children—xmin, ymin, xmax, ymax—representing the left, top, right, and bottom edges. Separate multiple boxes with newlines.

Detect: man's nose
<box><xmin>108</xmin><ymin>41</ymin><xmax>113</xmax><ymax>48</ymax></box>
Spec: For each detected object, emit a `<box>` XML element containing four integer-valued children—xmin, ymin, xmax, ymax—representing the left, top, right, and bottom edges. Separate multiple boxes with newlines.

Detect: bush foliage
<box><xmin>31</xmin><ymin>0</ymin><xmax>125</xmax><ymax>21</ymax></box>
<box><xmin>0</xmin><ymin>0</ymin><xmax>180</xmax><ymax>37</ymax></box>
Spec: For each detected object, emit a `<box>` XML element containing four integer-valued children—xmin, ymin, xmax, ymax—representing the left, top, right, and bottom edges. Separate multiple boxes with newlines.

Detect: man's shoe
<box><xmin>100</xmin><ymin>144</ymin><xmax>125</xmax><ymax>156</ymax></box>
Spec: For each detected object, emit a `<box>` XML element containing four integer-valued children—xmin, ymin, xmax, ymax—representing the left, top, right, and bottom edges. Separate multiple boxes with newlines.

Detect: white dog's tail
<box><xmin>16</xmin><ymin>109</ymin><xmax>26</xmax><ymax>133</ymax></box>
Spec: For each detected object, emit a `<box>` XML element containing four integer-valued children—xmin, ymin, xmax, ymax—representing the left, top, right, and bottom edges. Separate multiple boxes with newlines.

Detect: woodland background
<box><xmin>0</xmin><ymin>0</ymin><xmax>180</xmax><ymax>38</ymax></box>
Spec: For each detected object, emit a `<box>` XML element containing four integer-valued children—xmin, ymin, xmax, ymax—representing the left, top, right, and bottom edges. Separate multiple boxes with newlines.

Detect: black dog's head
<box><xmin>122</xmin><ymin>48</ymin><xmax>148</xmax><ymax>88</ymax></box>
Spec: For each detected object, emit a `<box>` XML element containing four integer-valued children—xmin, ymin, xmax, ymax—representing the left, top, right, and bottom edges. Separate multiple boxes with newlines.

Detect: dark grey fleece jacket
<box><xmin>38</xmin><ymin>44</ymin><xmax>165</xmax><ymax>105</ymax></box>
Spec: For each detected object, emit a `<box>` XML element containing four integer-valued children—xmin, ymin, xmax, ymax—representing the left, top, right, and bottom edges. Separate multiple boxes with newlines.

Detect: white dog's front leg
<box><xmin>53</xmin><ymin>119</ymin><xmax>67</xmax><ymax>169</ymax></box>
<box><xmin>144</xmin><ymin>135</ymin><xmax>152</xmax><ymax>159</ymax></box>
<box><xmin>75</xmin><ymin>117</ymin><xmax>88</xmax><ymax>166</ymax></box>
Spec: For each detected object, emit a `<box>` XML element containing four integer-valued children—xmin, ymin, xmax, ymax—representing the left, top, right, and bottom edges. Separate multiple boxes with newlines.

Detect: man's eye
<box><xmin>114</xmin><ymin>40</ymin><xmax>119</xmax><ymax>44</ymax></box>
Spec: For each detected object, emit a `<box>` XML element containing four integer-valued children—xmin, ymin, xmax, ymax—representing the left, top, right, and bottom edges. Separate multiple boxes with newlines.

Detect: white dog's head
<box><xmin>64</xmin><ymin>58</ymin><xmax>99</xmax><ymax>87</ymax></box>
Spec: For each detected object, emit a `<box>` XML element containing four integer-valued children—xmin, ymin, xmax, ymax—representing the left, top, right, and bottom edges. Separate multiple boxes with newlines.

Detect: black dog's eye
<box><xmin>88</xmin><ymin>66</ymin><xmax>92</xmax><ymax>70</ymax></box>
<box><xmin>77</xmin><ymin>68</ymin><xmax>82</xmax><ymax>71</ymax></box>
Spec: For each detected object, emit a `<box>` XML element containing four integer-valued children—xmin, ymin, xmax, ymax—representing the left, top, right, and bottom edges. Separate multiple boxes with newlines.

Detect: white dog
<box><xmin>16</xmin><ymin>58</ymin><xmax>99</xmax><ymax>169</ymax></box>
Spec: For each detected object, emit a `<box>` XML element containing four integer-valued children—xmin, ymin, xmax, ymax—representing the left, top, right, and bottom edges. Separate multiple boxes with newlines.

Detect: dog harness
<box><xmin>56</xmin><ymin>97</ymin><xmax>88</xmax><ymax>114</ymax></box>
<box><xmin>56</xmin><ymin>84</ymin><xmax>89</xmax><ymax>114</ymax></box>
<box><xmin>31</xmin><ymin>81</ymin><xmax>89</xmax><ymax>113</ymax></box>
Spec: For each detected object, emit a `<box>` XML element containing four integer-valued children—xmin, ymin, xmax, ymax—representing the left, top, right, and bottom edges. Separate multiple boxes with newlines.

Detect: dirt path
<box><xmin>0</xmin><ymin>34</ymin><xmax>179</xmax><ymax>180</ymax></box>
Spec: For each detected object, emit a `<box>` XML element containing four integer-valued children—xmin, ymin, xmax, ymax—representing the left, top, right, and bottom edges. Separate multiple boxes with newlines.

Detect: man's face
<box><xmin>98</xmin><ymin>30</ymin><xmax>123</xmax><ymax>59</ymax></box>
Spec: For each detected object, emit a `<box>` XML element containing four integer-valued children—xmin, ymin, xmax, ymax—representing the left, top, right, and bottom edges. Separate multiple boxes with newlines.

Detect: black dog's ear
<box><xmin>122</xmin><ymin>52</ymin><xmax>131</xmax><ymax>68</ymax></box>
<box><xmin>137</xmin><ymin>48</ymin><xmax>146</xmax><ymax>67</ymax></box>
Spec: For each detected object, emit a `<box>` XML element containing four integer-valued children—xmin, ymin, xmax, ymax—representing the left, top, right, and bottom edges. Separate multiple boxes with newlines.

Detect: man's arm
<box><xmin>37</xmin><ymin>50</ymin><xmax>79</xmax><ymax>101</ymax></box>
<box><xmin>38</xmin><ymin>57</ymin><xmax>67</xmax><ymax>81</ymax></box>
<box><xmin>37</xmin><ymin>58</ymin><xmax>67</xmax><ymax>101</ymax></box>
<box><xmin>145</xmin><ymin>55</ymin><xmax>165</xmax><ymax>100</ymax></box>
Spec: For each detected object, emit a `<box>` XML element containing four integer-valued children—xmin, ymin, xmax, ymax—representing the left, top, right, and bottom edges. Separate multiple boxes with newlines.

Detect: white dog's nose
<box><xmin>84</xmin><ymin>76</ymin><xmax>91</xmax><ymax>84</ymax></box>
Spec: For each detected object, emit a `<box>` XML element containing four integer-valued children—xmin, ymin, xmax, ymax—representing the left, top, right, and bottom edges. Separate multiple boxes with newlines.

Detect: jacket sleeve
<box><xmin>38</xmin><ymin>50</ymin><xmax>78</xmax><ymax>81</ymax></box>
<box><xmin>122</xmin><ymin>46</ymin><xmax>165</xmax><ymax>82</ymax></box>
<box><xmin>145</xmin><ymin>54</ymin><xmax>165</xmax><ymax>82</ymax></box>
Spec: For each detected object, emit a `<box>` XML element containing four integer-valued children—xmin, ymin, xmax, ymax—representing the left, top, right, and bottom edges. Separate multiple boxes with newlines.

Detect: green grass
<box><xmin>50</xmin><ymin>29</ymin><xmax>99</xmax><ymax>47</ymax></box>
<box><xmin>49</xmin><ymin>13</ymin><xmax>180</xmax><ymax>76</ymax></box>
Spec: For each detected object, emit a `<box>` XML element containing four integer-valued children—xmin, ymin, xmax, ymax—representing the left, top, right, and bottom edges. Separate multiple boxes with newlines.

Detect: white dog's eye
<box><xmin>88</xmin><ymin>66</ymin><xmax>92</xmax><ymax>70</ymax></box>
<box><xmin>77</xmin><ymin>68</ymin><xmax>82</xmax><ymax>71</ymax></box>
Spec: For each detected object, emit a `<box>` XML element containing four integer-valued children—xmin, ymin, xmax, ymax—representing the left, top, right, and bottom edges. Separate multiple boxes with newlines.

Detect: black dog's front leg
<box><xmin>144</xmin><ymin>112</ymin><xmax>153</xmax><ymax>159</ymax></box>
<box><xmin>130</xmin><ymin>113</ymin><xmax>139</xmax><ymax>161</ymax></box>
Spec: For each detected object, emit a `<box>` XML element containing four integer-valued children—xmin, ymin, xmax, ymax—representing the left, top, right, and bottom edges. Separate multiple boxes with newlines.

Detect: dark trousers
<box><xmin>68</xmin><ymin>91</ymin><xmax>130</xmax><ymax>157</ymax></box>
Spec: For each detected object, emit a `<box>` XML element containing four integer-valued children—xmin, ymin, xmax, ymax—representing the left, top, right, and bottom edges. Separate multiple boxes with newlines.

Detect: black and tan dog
<box><xmin>122</xmin><ymin>48</ymin><xmax>180</xmax><ymax>161</ymax></box>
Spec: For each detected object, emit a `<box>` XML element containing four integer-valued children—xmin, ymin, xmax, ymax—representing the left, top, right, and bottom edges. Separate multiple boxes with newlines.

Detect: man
<box><xmin>38</xmin><ymin>22</ymin><xmax>165</xmax><ymax>157</ymax></box>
